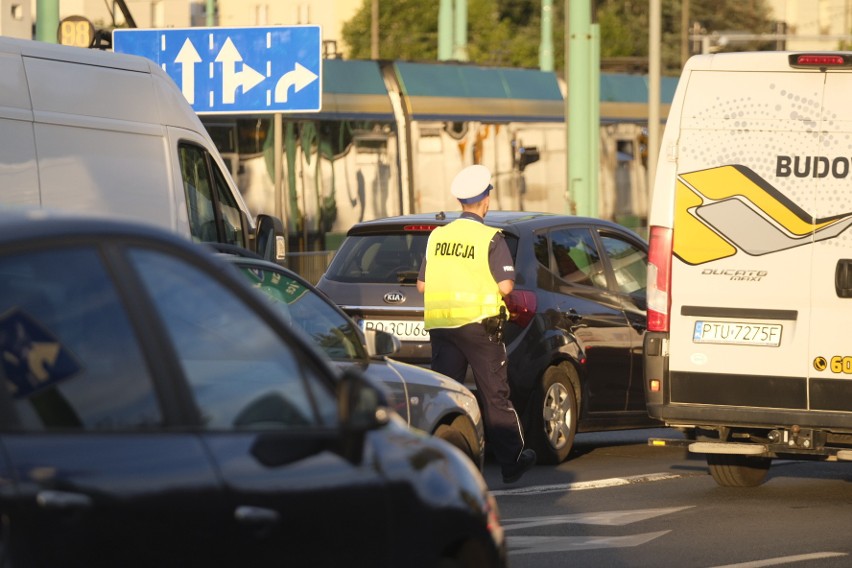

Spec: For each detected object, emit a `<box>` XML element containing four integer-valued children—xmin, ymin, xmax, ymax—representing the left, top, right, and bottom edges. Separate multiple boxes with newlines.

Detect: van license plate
<box><xmin>362</xmin><ymin>319</ymin><xmax>429</xmax><ymax>342</ymax></box>
<box><xmin>693</xmin><ymin>321</ymin><xmax>782</xmax><ymax>347</ymax></box>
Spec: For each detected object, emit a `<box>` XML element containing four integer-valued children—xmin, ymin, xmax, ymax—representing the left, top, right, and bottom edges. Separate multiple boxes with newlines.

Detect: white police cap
<box><xmin>451</xmin><ymin>165</ymin><xmax>493</xmax><ymax>204</ymax></box>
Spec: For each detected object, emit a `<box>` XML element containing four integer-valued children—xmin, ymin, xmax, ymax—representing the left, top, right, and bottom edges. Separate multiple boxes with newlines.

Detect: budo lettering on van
<box><xmin>776</xmin><ymin>155</ymin><xmax>852</xmax><ymax>178</ymax></box>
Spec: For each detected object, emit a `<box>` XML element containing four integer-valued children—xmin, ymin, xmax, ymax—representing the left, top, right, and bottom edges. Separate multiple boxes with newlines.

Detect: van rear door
<box><xmin>668</xmin><ymin>66</ymin><xmax>822</xmax><ymax>410</ymax></box>
<box><xmin>806</xmin><ymin>72</ymin><xmax>852</xmax><ymax>412</ymax></box>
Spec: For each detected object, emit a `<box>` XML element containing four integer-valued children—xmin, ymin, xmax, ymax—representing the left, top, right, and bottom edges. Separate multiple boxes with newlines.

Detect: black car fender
<box><xmin>366</xmin><ymin>421</ymin><xmax>505</xmax><ymax>567</ymax></box>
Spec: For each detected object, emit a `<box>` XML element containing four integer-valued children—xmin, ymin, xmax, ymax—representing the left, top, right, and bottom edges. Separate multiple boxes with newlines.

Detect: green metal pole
<box><xmin>453</xmin><ymin>0</ymin><xmax>468</xmax><ymax>61</ymax></box>
<box><xmin>36</xmin><ymin>0</ymin><xmax>60</xmax><ymax>43</ymax></box>
<box><xmin>206</xmin><ymin>0</ymin><xmax>216</xmax><ymax>27</ymax></box>
<box><xmin>588</xmin><ymin>23</ymin><xmax>600</xmax><ymax>218</ymax></box>
<box><xmin>438</xmin><ymin>0</ymin><xmax>453</xmax><ymax>60</ymax></box>
<box><xmin>567</xmin><ymin>0</ymin><xmax>592</xmax><ymax>216</ymax></box>
<box><xmin>540</xmin><ymin>0</ymin><xmax>554</xmax><ymax>71</ymax></box>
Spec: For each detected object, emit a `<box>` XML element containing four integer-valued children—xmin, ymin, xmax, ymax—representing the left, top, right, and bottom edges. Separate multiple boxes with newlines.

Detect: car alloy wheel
<box><xmin>530</xmin><ymin>364</ymin><xmax>578</xmax><ymax>464</ymax></box>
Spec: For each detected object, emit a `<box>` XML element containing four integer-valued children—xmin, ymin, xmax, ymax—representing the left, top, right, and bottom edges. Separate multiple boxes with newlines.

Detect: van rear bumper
<box><xmin>643</xmin><ymin>331</ymin><xmax>852</xmax><ymax>432</ymax></box>
<box><xmin>655</xmin><ymin>403</ymin><xmax>852</xmax><ymax>433</ymax></box>
<box><xmin>643</xmin><ymin>332</ymin><xmax>668</xmax><ymax>420</ymax></box>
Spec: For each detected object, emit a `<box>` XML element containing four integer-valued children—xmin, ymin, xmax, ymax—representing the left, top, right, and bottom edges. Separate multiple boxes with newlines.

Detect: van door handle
<box><xmin>836</xmin><ymin>259</ymin><xmax>852</xmax><ymax>297</ymax></box>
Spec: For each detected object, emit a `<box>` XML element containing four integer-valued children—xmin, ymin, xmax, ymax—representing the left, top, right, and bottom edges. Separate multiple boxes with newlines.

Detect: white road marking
<box><xmin>710</xmin><ymin>552</ymin><xmax>848</xmax><ymax>567</ymax></box>
<box><xmin>491</xmin><ymin>471</ymin><xmax>695</xmax><ymax>496</ymax></box>
<box><xmin>502</xmin><ymin>506</ymin><xmax>694</xmax><ymax>530</ymax></box>
<box><xmin>509</xmin><ymin>531</ymin><xmax>671</xmax><ymax>554</ymax></box>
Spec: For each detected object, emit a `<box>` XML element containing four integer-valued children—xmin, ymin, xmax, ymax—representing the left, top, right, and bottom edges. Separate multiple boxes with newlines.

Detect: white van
<box><xmin>0</xmin><ymin>36</ymin><xmax>283</xmax><ymax>259</ymax></box>
<box><xmin>645</xmin><ymin>51</ymin><xmax>852</xmax><ymax>487</ymax></box>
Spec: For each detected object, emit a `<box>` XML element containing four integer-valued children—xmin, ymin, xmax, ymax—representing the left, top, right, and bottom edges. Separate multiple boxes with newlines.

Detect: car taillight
<box><xmin>505</xmin><ymin>290</ymin><xmax>536</xmax><ymax>328</ymax></box>
<box><xmin>647</xmin><ymin>226</ymin><xmax>672</xmax><ymax>333</ymax></box>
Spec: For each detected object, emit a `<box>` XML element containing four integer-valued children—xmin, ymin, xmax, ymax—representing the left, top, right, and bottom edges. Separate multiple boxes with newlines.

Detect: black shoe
<box><xmin>501</xmin><ymin>449</ymin><xmax>536</xmax><ymax>484</ymax></box>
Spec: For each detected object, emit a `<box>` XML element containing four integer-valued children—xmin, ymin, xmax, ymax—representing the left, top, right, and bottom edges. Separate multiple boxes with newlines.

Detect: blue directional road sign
<box><xmin>113</xmin><ymin>26</ymin><xmax>321</xmax><ymax>115</ymax></box>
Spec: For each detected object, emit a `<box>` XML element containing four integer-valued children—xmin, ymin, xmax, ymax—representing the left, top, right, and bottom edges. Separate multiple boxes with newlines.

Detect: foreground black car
<box><xmin>216</xmin><ymin>247</ymin><xmax>485</xmax><ymax>469</ymax></box>
<box><xmin>0</xmin><ymin>209</ymin><xmax>505</xmax><ymax>567</ymax></box>
<box><xmin>317</xmin><ymin>211</ymin><xmax>659</xmax><ymax>464</ymax></box>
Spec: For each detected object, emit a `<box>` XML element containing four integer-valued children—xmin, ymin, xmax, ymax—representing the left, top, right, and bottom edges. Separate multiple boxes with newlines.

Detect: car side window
<box><xmin>237</xmin><ymin>265</ymin><xmax>366</xmax><ymax>362</ymax></box>
<box><xmin>600</xmin><ymin>234</ymin><xmax>647</xmax><ymax>298</ymax></box>
<box><xmin>533</xmin><ymin>233</ymin><xmax>549</xmax><ymax>267</ymax></box>
<box><xmin>0</xmin><ymin>247</ymin><xmax>161</xmax><ymax>431</ymax></box>
<box><xmin>179</xmin><ymin>143</ymin><xmax>245</xmax><ymax>248</ymax></box>
<box><xmin>549</xmin><ymin>228</ymin><xmax>607</xmax><ymax>289</ymax></box>
<box><xmin>128</xmin><ymin>249</ymin><xmax>337</xmax><ymax>430</ymax></box>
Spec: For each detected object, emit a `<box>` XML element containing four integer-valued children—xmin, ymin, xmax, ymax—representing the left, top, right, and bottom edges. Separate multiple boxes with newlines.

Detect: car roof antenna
<box><xmin>436</xmin><ymin>211</ymin><xmax>446</xmax><ymax>220</ymax></box>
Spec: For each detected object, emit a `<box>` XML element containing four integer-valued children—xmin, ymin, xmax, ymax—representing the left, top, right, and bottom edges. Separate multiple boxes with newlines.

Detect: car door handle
<box><xmin>235</xmin><ymin>505</ymin><xmax>280</xmax><ymax>525</ymax></box>
<box><xmin>566</xmin><ymin>308</ymin><xmax>583</xmax><ymax>324</ymax></box>
<box><xmin>36</xmin><ymin>490</ymin><xmax>92</xmax><ymax>510</ymax></box>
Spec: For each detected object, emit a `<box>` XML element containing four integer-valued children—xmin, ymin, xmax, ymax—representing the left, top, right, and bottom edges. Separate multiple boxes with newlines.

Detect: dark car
<box><xmin>317</xmin><ymin>211</ymin><xmax>658</xmax><ymax>464</ymax></box>
<box><xmin>0</xmin><ymin>209</ymin><xmax>505</xmax><ymax>568</ymax></box>
<box><xmin>215</xmin><ymin>247</ymin><xmax>485</xmax><ymax>469</ymax></box>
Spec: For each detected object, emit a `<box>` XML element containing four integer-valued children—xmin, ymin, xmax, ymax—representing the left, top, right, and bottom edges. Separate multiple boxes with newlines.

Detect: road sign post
<box><xmin>113</xmin><ymin>26</ymin><xmax>322</xmax><ymax>115</ymax></box>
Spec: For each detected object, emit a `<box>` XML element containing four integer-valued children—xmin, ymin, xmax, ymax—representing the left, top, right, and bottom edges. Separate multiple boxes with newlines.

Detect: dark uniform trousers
<box><xmin>430</xmin><ymin>323</ymin><xmax>524</xmax><ymax>466</ymax></box>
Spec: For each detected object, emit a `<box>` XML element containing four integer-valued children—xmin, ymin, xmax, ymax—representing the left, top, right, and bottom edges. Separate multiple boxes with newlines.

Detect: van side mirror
<box><xmin>255</xmin><ymin>214</ymin><xmax>286</xmax><ymax>263</ymax></box>
<box><xmin>364</xmin><ymin>329</ymin><xmax>401</xmax><ymax>358</ymax></box>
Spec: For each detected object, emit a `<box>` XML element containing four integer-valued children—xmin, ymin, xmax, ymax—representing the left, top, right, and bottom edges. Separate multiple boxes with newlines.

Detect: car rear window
<box><xmin>326</xmin><ymin>230</ymin><xmax>519</xmax><ymax>284</ymax></box>
<box><xmin>325</xmin><ymin>233</ymin><xmax>428</xmax><ymax>284</ymax></box>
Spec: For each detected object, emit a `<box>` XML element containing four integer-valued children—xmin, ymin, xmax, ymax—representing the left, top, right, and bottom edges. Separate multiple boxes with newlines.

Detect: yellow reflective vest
<box><xmin>424</xmin><ymin>219</ymin><xmax>507</xmax><ymax>329</ymax></box>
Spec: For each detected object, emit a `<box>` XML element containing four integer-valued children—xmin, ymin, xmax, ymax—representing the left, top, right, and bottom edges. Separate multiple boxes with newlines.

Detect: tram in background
<box><xmin>202</xmin><ymin>59</ymin><xmax>677</xmax><ymax>255</ymax></box>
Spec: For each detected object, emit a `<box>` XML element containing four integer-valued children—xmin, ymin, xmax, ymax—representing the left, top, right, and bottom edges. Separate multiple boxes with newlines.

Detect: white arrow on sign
<box><xmin>274</xmin><ymin>62</ymin><xmax>319</xmax><ymax>103</ymax></box>
<box><xmin>175</xmin><ymin>39</ymin><xmax>201</xmax><ymax>104</ymax></box>
<box><xmin>216</xmin><ymin>38</ymin><xmax>265</xmax><ymax>104</ymax></box>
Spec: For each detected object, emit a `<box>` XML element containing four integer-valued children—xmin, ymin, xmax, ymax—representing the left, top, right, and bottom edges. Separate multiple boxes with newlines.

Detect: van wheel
<box><xmin>706</xmin><ymin>454</ymin><xmax>771</xmax><ymax>487</ymax></box>
<box><xmin>529</xmin><ymin>364</ymin><xmax>577</xmax><ymax>465</ymax></box>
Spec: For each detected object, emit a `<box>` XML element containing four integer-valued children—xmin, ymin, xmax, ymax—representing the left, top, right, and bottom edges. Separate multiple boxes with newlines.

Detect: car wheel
<box><xmin>434</xmin><ymin>417</ymin><xmax>481</xmax><ymax>469</ymax></box>
<box><xmin>706</xmin><ymin>454</ymin><xmax>772</xmax><ymax>487</ymax></box>
<box><xmin>529</xmin><ymin>363</ymin><xmax>578</xmax><ymax>465</ymax></box>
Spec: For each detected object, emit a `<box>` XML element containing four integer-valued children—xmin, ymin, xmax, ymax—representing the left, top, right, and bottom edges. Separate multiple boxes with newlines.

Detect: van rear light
<box><xmin>789</xmin><ymin>54</ymin><xmax>852</xmax><ymax>68</ymax></box>
<box><xmin>647</xmin><ymin>226</ymin><xmax>672</xmax><ymax>333</ymax></box>
<box><xmin>505</xmin><ymin>290</ymin><xmax>536</xmax><ymax>328</ymax></box>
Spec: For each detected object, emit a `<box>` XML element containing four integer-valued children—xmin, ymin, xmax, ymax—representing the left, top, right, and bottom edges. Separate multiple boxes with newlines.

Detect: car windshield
<box><xmin>236</xmin><ymin>264</ymin><xmax>367</xmax><ymax>362</ymax></box>
<box><xmin>325</xmin><ymin>230</ymin><xmax>519</xmax><ymax>284</ymax></box>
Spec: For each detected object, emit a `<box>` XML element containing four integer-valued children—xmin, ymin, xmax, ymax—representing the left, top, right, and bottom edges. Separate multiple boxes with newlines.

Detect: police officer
<box><xmin>416</xmin><ymin>164</ymin><xmax>536</xmax><ymax>484</ymax></box>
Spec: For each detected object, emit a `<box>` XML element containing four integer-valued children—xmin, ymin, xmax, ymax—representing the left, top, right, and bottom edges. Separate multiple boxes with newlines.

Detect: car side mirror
<box><xmin>337</xmin><ymin>369</ymin><xmax>390</xmax><ymax>463</ymax></box>
<box><xmin>255</xmin><ymin>214</ymin><xmax>286</xmax><ymax>262</ymax></box>
<box><xmin>363</xmin><ymin>329</ymin><xmax>400</xmax><ymax>358</ymax></box>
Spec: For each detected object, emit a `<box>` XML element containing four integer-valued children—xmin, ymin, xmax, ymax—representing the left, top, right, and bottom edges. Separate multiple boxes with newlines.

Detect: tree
<box><xmin>342</xmin><ymin>0</ymin><xmax>565</xmax><ymax>70</ymax></box>
<box><xmin>596</xmin><ymin>0</ymin><xmax>776</xmax><ymax>74</ymax></box>
<box><xmin>342</xmin><ymin>0</ymin><xmax>774</xmax><ymax>76</ymax></box>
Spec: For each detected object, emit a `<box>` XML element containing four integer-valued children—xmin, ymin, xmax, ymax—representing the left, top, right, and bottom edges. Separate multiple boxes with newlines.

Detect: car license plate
<box><xmin>693</xmin><ymin>321</ymin><xmax>782</xmax><ymax>347</ymax></box>
<box><xmin>362</xmin><ymin>319</ymin><xmax>430</xmax><ymax>342</ymax></box>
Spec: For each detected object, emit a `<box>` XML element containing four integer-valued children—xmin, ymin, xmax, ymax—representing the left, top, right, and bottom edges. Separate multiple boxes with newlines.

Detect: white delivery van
<box><xmin>645</xmin><ymin>51</ymin><xmax>852</xmax><ymax>487</ymax></box>
<box><xmin>0</xmin><ymin>36</ymin><xmax>283</xmax><ymax>259</ymax></box>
